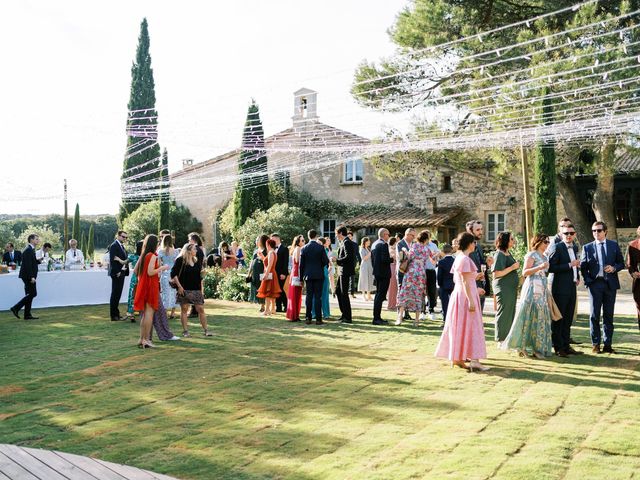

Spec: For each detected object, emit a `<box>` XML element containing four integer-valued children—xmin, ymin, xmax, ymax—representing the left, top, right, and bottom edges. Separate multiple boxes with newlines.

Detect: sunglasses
<box><xmin>543</xmin><ymin>240</ymin><xmax>550</xmax><ymax>244</ymax></box>
<box><xmin>592</xmin><ymin>229</ymin><xmax>604</xmax><ymax>233</ymax></box>
<box><xmin>562</xmin><ymin>232</ymin><xmax>576</xmax><ymax>236</ymax></box>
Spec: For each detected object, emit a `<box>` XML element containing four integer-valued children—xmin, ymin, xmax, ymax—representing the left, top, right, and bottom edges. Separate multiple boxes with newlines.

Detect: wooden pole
<box><xmin>63</xmin><ymin>179</ymin><xmax>68</xmax><ymax>261</ymax></box>
<box><xmin>520</xmin><ymin>142</ymin><xmax>533</xmax><ymax>249</ymax></box>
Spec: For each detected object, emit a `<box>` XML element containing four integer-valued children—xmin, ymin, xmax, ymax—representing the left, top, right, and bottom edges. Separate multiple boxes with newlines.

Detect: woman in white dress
<box><xmin>158</xmin><ymin>234</ymin><xmax>179</xmax><ymax>319</ymax></box>
<box><xmin>358</xmin><ymin>237</ymin><xmax>375</xmax><ymax>301</ymax></box>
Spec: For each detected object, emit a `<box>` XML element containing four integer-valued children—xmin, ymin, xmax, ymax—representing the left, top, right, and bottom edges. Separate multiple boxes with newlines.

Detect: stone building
<box><xmin>170</xmin><ymin>88</ymin><xmax>527</xmax><ymax>247</ymax></box>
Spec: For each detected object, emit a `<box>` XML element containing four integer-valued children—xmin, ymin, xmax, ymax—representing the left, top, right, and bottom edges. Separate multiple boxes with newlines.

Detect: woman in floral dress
<box><xmin>158</xmin><ymin>234</ymin><xmax>179</xmax><ymax>319</ymax></box>
<box><xmin>396</xmin><ymin>230</ymin><xmax>430</xmax><ymax>326</ymax></box>
<box><xmin>501</xmin><ymin>234</ymin><xmax>554</xmax><ymax>359</ymax></box>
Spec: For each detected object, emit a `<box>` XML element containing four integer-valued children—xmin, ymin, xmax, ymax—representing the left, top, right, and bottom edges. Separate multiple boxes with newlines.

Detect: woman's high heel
<box><xmin>451</xmin><ymin>361</ymin><xmax>467</xmax><ymax>369</ymax></box>
<box><xmin>468</xmin><ymin>361</ymin><xmax>489</xmax><ymax>372</ymax></box>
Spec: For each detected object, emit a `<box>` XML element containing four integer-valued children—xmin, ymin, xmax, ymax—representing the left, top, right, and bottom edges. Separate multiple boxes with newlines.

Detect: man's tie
<box><xmin>600</xmin><ymin>242</ymin><xmax>607</xmax><ymax>278</ymax></box>
<box><xmin>10</xmin><ymin>252</ymin><xmax>13</xmax><ymax>262</ymax></box>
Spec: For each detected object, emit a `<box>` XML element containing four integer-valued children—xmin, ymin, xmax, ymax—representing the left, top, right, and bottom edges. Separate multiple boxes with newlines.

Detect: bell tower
<box><xmin>292</xmin><ymin>87</ymin><xmax>319</xmax><ymax>125</ymax></box>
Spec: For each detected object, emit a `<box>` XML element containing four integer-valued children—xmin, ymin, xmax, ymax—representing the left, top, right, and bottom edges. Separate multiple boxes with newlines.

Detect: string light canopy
<box><xmin>29</xmin><ymin>0</ymin><xmax>639</xmax><ymax>205</ymax></box>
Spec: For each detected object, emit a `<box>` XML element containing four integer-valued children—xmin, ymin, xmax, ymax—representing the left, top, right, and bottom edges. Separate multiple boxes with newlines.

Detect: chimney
<box><xmin>425</xmin><ymin>197</ymin><xmax>436</xmax><ymax>215</ymax></box>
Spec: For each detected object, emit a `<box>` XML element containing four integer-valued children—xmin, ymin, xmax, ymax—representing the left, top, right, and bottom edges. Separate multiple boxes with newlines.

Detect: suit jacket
<box><xmin>437</xmin><ymin>255</ymin><xmax>455</xmax><ymax>290</ymax></box>
<box><xmin>108</xmin><ymin>240</ymin><xmax>129</xmax><ymax>278</ymax></box>
<box><xmin>336</xmin><ymin>237</ymin><xmax>356</xmax><ymax>277</ymax></box>
<box><xmin>371</xmin><ymin>239</ymin><xmax>393</xmax><ymax>278</ymax></box>
<box><xmin>469</xmin><ymin>241</ymin><xmax>491</xmax><ymax>293</ymax></box>
<box><xmin>580</xmin><ymin>239</ymin><xmax>624</xmax><ymax>290</ymax></box>
<box><xmin>19</xmin><ymin>245</ymin><xmax>37</xmax><ymax>282</ymax></box>
<box><xmin>628</xmin><ymin>239</ymin><xmax>640</xmax><ymax>279</ymax></box>
<box><xmin>549</xmin><ymin>241</ymin><xmax>580</xmax><ymax>295</ymax></box>
<box><xmin>2</xmin><ymin>250</ymin><xmax>22</xmax><ymax>265</ymax></box>
<box><xmin>300</xmin><ymin>240</ymin><xmax>328</xmax><ymax>281</ymax></box>
<box><xmin>275</xmin><ymin>244</ymin><xmax>290</xmax><ymax>277</ymax></box>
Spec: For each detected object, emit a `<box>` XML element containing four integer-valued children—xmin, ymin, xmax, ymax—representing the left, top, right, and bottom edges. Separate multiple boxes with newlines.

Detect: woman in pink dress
<box><xmin>220</xmin><ymin>241</ymin><xmax>237</xmax><ymax>270</ymax></box>
<box><xmin>387</xmin><ymin>237</ymin><xmax>398</xmax><ymax>311</ymax></box>
<box><xmin>286</xmin><ymin>235</ymin><xmax>305</xmax><ymax>322</ymax></box>
<box><xmin>435</xmin><ymin>232</ymin><xmax>489</xmax><ymax>371</ymax></box>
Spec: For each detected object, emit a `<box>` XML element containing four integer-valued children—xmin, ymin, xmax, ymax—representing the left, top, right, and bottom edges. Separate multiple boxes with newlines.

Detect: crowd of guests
<box><xmin>235</xmin><ymin>219</ymin><xmax>640</xmax><ymax>371</ymax></box>
<box><xmin>107</xmin><ymin>229</ymin><xmax>212</xmax><ymax>349</ymax></box>
<box><xmin>7</xmin><ymin>219</ymin><xmax>640</xmax><ymax>367</ymax></box>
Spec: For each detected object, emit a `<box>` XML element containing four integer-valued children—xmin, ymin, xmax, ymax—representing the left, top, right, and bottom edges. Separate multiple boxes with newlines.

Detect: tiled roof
<box><xmin>616</xmin><ymin>150</ymin><xmax>640</xmax><ymax>173</ymax></box>
<box><xmin>341</xmin><ymin>207</ymin><xmax>462</xmax><ymax>229</ymax></box>
<box><xmin>170</xmin><ymin>121</ymin><xmax>369</xmax><ymax>179</ymax></box>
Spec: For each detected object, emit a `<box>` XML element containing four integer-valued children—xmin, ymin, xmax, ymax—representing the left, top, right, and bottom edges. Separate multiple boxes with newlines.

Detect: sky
<box><xmin>0</xmin><ymin>0</ymin><xmax>409</xmax><ymax>215</ymax></box>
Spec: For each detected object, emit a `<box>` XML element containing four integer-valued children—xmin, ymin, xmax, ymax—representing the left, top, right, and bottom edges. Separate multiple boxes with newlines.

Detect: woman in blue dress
<box><xmin>501</xmin><ymin>234</ymin><xmax>554</xmax><ymax>359</ymax></box>
<box><xmin>126</xmin><ymin>240</ymin><xmax>143</xmax><ymax>322</ymax></box>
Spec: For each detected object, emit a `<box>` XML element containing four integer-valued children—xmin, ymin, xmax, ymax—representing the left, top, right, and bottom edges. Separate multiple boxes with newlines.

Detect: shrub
<box><xmin>203</xmin><ymin>267</ymin><xmax>222</xmax><ymax>299</ymax></box>
<box><xmin>122</xmin><ymin>200</ymin><xmax>202</xmax><ymax>248</ymax></box>
<box><xmin>217</xmin><ymin>267</ymin><xmax>250</xmax><ymax>302</ymax></box>
<box><xmin>202</xmin><ymin>266</ymin><xmax>250</xmax><ymax>302</ymax></box>
<box><xmin>235</xmin><ymin>203</ymin><xmax>315</xmax><ymax>251</ymax></box>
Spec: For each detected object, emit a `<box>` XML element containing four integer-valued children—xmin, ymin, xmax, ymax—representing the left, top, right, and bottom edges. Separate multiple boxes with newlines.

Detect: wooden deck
<box><xmin>0</xmin><ymin>444</ymin><xmax>179</xmax><ymax>480</ymax></box>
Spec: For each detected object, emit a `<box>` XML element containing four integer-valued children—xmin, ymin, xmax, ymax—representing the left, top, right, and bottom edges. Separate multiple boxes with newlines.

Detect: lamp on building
<box><xmin>507</xmin><ymin>196</ymin><xmax>517</xmax><ymax>206</ymax></box>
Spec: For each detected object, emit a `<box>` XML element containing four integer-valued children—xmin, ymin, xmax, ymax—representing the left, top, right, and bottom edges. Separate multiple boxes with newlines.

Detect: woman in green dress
<box><xmin>492</xmin><ymin>231</ymin><xmax>520</xmax><ymax>343</ymax></box>
<box><xmin>126</xmin><ymin>240</ymin><xmax>143</xmax><ymax>322</ymax></box>
<box><xmin>501</xmin><ymin>234</ymin><xmax>554</xmax><ymax>358</ymax></box>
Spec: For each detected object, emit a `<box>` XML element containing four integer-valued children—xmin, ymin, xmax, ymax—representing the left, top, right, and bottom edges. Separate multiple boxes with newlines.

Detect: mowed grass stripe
<box><xmin>1</xmin><ymin>301</ymin><xmax>639</xmax><ymax>479</ymax></box>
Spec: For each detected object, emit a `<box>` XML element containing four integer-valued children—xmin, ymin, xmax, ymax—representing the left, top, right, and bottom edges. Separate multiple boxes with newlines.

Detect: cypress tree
<box><xmin>233</xmin><ymin>100</ymin><xmax>269</xmax><ymax>230</ymax></box>
<box><xmin>72</xmin><ymin>203</ymin><xmax>80</xmax><ymax>243</ymax></box>
<box><xmin>87</xmin><ymin>223</ymin><xmax>95</xmax><ymax>259</ymax></box>
<box><xmin>80</xmin><ymin>230</ymin><xmax>88</xmax><ymax>261</ymax></box>
<box><xmin>158</xmin><ymin>147</ymin><xmax>170</xmax><ymax>232</ymax></box>
<box><xmin>120</xmin><ymin>18</ymin><xmax>161</xmax><ymax>222</ymax></box>
<box><xmin>533</xmin><ymin>93</ymin><xmax>557</xmax><ymax>236</ymax></box>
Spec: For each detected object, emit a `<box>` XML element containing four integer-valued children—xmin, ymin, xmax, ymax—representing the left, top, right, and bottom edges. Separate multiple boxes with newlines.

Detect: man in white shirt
<box><xmin>549</xmin><ymin>225</ymin><xmax>582</xmax><ymax>357</ymax></box>
<box><xmin>36</xmin><ymin>243</ymin><xmax>52</xmax><ymax>264</ymax></box>
<box><xmin>421</xmin><ymin>231</ymin><xmax>441</xmax><ymax>321</ymax></box>
<box><xmin>65</xmin><ymin>239</ymin><xmax>84</xmax><ymax>268</ymax></box>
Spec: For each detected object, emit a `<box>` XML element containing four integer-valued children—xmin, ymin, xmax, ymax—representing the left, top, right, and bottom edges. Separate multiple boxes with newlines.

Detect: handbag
<box><xmin>259</xmin><ymin>272</ymin><xmax>273</xmax><ymax>281</ymax></box>
<box><xmin>547</xmin><ymin>294</ymin><xmax>563</xmax><ymax>321</ymax></box>
<box><xmin>290</xmin><ymin>276</ymin><xmax>301</xmax><ymax>287</ymax></box>
<box><xmin>169</xmin><ymin>259</ymin><xmax>185</xmax><ymax>289</ymax></box>
<box><xmin>398</xmin><ymin>250</ymin><xmax>410</xmax><ymax>274</ymax></box>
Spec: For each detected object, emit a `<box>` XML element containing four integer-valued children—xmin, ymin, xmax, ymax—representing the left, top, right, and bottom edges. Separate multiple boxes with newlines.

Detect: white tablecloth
<box><xmin>0</xmin><ymin>270</ymin><xmax>131</xmax><ymax>311</ymax></box>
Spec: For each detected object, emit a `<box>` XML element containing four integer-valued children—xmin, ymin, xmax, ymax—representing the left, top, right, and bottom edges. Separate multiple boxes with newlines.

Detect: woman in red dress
<box><xmin>257</xmin><ymin>238</ymin><xmax>282</xmax><ymax>316</ymax></box>
<box><xmin>134</xmin><ymin>234</ymin><xmax>169</xmax><ymax>348</ymax></box>
<box><xmin>286</xmin><ymin>235</ymin><xmax>305</xmax><ymax>322</ymax></box>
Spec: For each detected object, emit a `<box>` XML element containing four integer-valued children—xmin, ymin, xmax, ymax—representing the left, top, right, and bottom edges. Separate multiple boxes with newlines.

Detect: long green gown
<box><xmin>501</xmin><ymin>251</ymin><xmax>554</xmax><ymax>357</ymax></box>
<box><xmin>492</xmin><ymin>250</ymin><xmax>519</xmax><ymax>342</ymax></box>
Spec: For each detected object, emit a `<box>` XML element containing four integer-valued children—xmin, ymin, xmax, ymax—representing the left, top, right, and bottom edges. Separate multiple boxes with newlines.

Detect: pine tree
<box><xmin>158</xmin><ymin>147</ymin><xmax>170</xmax><ymax>232</ymax></box>
<box><xmin>72</xmin><ymin>203</ymin><xmax>80</xmax><ymax>243</ymax></box>
<box><xmin>120</xmin><ymin>18</ymin><xmax>161</xmax><ymax>222</ymax></box>
<box><xmin>233</xmin><ymin>100</ymin><xmax>270</xmax><ymax>230</ymax></box>
<box><xmin>87</xmin><ymin>223</ymin><xmax>95</xmax><ymax>259</ymax></box>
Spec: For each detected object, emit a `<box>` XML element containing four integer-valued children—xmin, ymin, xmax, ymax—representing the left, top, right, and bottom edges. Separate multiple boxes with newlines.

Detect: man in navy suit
<box><xmin>549</xmin><ymin>225</ymin><xmax>581</xmax><ymax>357</ymax></box>
<box><xmin>108</xmin><ymin>230</ymin><xmax>130</xmax><ymax>321</ymax></box>
<box><xmin>10</xmin><ymin>234</ymin><xmax>39</xmax><ymax>320</ymax></box>
<box><xmin>3</xmin><ymin>242</ymin><xmax>22</xmax><ymax>266</ymax></box>
<box><xmin>580</xmin><ymin>221</ymin><xmax>625</xmax><ymax>354</ymax></box>
<box><xmin>300</xmin><ymin>229</ymin><xmax>329</xmax><ymax>325</ymax></box>
<box><xmin>371</xmin><ymin>228</ymin><xmax>394</xmax><ymax>325</ymax></box>
<box><xmin>436</xmin><ymin>244</ymin><xmax>455</xmax><ymax>322</ymax></box>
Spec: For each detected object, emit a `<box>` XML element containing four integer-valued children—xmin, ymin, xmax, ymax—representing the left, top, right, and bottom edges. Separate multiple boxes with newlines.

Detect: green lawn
<box><xmin>1</xmin><ymin>301</ymin><xmax>639</xmax><ymax>480</ymax></box>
